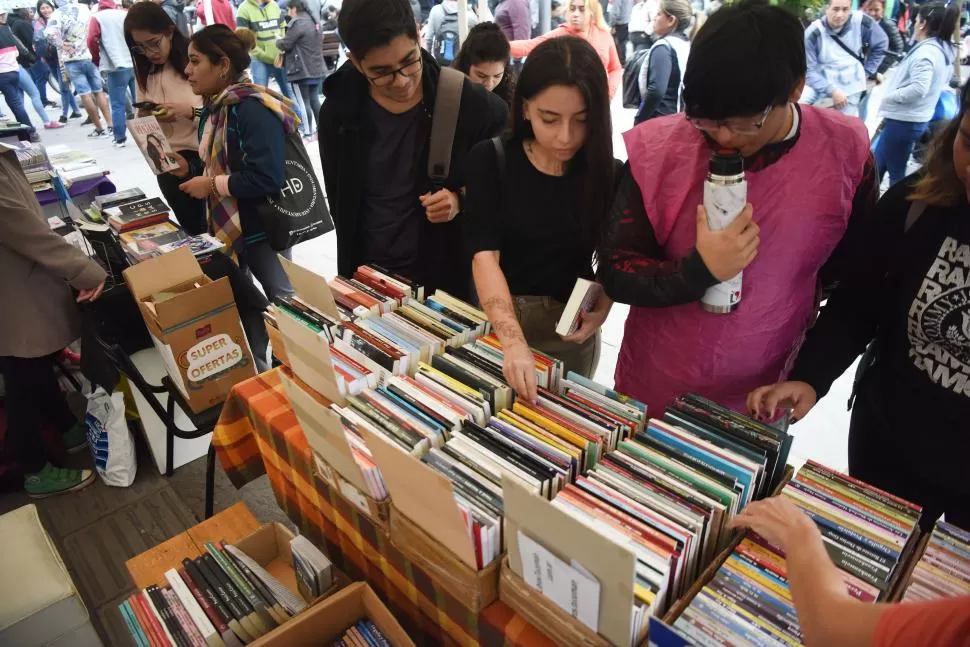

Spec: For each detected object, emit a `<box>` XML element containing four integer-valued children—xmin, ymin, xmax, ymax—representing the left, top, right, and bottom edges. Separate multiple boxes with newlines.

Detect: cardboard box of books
<box><xmin>279</xmin><ymin>370</ymin><xmax>391</xmax><ymax>530</ymax></box>
<box><xmin>364</xmin><ymin>427</ymin><xmax>502</xmax><ymax>612</ymax></box>
<box><xmin>123</xmin><ymin>246</ymin><xmax>256</xmax><ymax>413</ymax></box>
<box><xmin>250</xmin><ymin>582</ymin><xmax>414</xmax><ymax>647</ymax></box>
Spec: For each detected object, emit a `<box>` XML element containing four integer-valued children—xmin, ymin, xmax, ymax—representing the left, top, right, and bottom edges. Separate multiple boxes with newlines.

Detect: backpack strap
<box><xmin>427</xmin><ymin>66</ymin><xmax>465</xmax><ymax>188</ymax></box>
<box><xmin>904</xmin><ymin>199</ymin><xmax>926</xmax><ymax>233</ymax></box>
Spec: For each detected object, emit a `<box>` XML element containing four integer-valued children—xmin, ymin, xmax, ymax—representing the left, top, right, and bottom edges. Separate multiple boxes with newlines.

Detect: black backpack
<box><xmin>433</xmin><ymin>7</ymin><xmax>461</xmax><ymax>65</ymax></box>
<box><xmin>622</xmin><ymin>48</ymin><xmax>650</xmax><ymax>109</ymax></box>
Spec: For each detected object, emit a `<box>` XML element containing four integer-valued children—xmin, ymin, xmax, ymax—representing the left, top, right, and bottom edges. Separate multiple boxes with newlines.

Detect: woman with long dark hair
<box><xmin>167</xmin><ymin>25</ymin><xmax>296</xmax><ymax>371</ymax></box>
<box><xmin>873</xmin><ymin>2</ymin><xmax>958</xmax><ymax>187</ymax></box>
<box><xmin>453</xmin><ymin>22</ymin><xmax>515</xmax><ymax>109</ymax></box>
<box><xmin>749</xmin><ymin>82</ymin><xmax>970</xmax><ymax>530</ymax></box>
<box><xmin>124</xmin><ymin>2</ymin><xmax>205</xmax><ymax>233</ymax></box>
<box><xmin>465</xmin><ymin>36</ymin><xmax>616</xmax><ymax>402</ymax></box>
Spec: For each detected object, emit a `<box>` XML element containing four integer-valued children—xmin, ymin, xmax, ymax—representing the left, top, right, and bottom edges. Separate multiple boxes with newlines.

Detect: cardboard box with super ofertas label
<box><xmin>123</xmin><ymin>246</ymin><xmax>256</xmax><ymax>413</ymax></box>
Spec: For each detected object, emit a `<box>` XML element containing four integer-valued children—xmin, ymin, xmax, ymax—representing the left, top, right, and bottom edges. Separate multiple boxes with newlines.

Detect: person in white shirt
<box><xmin>628</xmin><ymin>0</ymin><xmax>657</xmax><ymax>51</ymax></box>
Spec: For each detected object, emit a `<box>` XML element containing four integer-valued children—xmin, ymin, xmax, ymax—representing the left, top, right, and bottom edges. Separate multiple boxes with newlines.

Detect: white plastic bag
<box><xmin>84</xmin><ymin>386</ymin><xmax>137</xmax><ymax>487</ymax></box>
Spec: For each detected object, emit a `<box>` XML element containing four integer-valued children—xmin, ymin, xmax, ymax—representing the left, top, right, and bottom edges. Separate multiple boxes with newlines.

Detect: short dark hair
<box><xmin>190</xmin><ymin>25</ymin><xmax>251</xmax><ymax>81</ymax></box>
<box><xmin>125</xmin><ymin>2</ymin><xmax>191</xmax><ymax>91</ymax></box>
<box><xmin>453</xmin><ymin>22</ymin><xmax>515</xmax><ymax>106</ymax></box>
<box><xmin>338</xmin><ymin>0</ymin><xmax>417</xmax><ymax>61</ymax></box>
<box><xmin>512</xmin><ymin>37</ymin><xmax>613</xmax><ymax>252</ymax></box>
<box><xmin>288</xmin><ymin>0</ymin><xmax>308</xmax><ymax>13</ymax></box>
<box><xmin>682</xmin><ymin>0</ymin><xmax>805</xmax><ymax>120</ymax></box>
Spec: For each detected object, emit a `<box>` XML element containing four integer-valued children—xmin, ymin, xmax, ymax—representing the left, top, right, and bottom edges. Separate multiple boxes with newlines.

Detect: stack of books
<box><xmin>901</xmin><ymin>520</ymin><xmax>970</xmax><ymax>602</ymax></box>
<box><xmin>47</xmin><ymin>144</ymin><xmax>105</xmax><ymax>183</ymax></box>
<box><xmin>86</xmin><ymin>188</ymin><xmax>224</xmax><ymax>263</ymax></box>
<box><xmin>120</xmin><ymin>541</ymin><xmax>310</xmax><ymax>647</ymax></box>
<box><xmin>669</xmin><ymin>461</ymin><xmax>921</xmax><ymax>645</ymax></box>
<box><xmin>10</xmin><ymin>141</ymin><xmax>53</xmax><ymax>188</ymax></box>
<box><xmin>330</xmin><ymin>619</ymin><xmax>393</xmax><ymax>646</ymax></box>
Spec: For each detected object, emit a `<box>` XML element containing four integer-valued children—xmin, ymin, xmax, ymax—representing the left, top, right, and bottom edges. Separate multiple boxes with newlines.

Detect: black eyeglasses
<box><xmin>688</xmin><ymin>105</ymin><xmax>774</xmax><ymax>136</ymax></box>
<box><xmin>365</xmin><ymin>51</ymin><xmax>422</xmax><ymax>87</ymax></box>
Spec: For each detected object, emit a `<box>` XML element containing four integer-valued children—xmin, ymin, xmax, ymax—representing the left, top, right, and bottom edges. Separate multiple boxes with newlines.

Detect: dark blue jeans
<box><xmin>873</xmin><ymin>118</ymin><xmax>929</xmax><ymax>188</ymax></box>
<box><xmin>104</xmin><ymin>68</ymin><xmax>136</xmax><ymax>142</ymax></box>
<box><xmin>51</xmin><ymin>64</ymin><xmax>80</xmax><ymax>117</ymax></box>
<box><xmin>0</xmin><ymin>71</ymin><xmax>34</xmax><ymax>131</ymax></box>
<box><xmin>28</xmin><ymin>60</ymin><xmax>50</xmax><ymax>105</ymax></box>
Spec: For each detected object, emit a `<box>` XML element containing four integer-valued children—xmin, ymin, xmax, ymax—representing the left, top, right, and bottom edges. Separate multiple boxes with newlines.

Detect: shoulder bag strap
<box><xmin>829</xmin><ymin>31</ymin><xmax>866</xmax><ymax>67</ymax></box>
<box><xmin>427</xmin><ymin>66</ymin><xmax>465</xmax><ymax>188</ymax></box>
<box><xmin>490</xmin><ymin>135</ymin><xmax>505</xmax><ymax>177</ymax></box>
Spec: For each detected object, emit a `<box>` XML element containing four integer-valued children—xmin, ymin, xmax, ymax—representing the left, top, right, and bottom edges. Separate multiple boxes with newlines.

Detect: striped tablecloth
<box><xmin>212</xmin><ymin>368</ymin><xmax>556</xmax><ymax>647</ymax></box>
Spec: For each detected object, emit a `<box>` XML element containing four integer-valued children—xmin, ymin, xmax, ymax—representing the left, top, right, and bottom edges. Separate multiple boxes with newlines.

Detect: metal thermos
<box><xmin>701</xmin><ymin>150</ymin><xmax>746</xmax><ymax>314</ymax></box>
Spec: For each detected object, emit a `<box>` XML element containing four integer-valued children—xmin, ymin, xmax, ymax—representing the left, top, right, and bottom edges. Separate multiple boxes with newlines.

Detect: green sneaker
<box><xmin>62</xmin><ymin>422</ymin><xmax>88</xmax><ymax>454</ymax></box>
<box><xmin>24</xmin><ymin>463</ymin><xmax>96</xmax><ymax>498</ymax></box>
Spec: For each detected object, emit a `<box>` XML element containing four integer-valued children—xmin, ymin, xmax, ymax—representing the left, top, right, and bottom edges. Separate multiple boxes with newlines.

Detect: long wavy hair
<box><xmin>910</xmin><ymin>87</ymin><xmax>967</xmax><ymax>207</ymax></box>
<box><xmin>510</xmin><ymin>36</ymin><xmax>613</xmax><ymax>252</ymax></box>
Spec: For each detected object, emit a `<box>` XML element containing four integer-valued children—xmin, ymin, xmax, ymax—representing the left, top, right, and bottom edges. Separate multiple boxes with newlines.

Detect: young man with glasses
<box><xmin>598</xmin><ymin>0</ymin><xmax>876</xmax><ymax>415</ymax></box>
<box><xmin>318</xmin><ymin>0</ymin><xmax>508</xmax><ymax>299</ymax></box>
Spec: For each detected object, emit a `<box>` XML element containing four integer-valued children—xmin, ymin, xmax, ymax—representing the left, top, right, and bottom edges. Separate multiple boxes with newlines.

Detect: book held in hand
<box><xmin>128</xmin><ymin>116</ymin><xmax>181</xmax><ymax>174</ymax></box>
<box><xmin>555</xmin><ymin>278</ymin><xmax>603</xmax><ymax>337</ymax></box>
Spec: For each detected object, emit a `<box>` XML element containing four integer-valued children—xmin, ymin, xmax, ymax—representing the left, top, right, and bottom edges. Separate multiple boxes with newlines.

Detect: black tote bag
<box><xmin>257</xmin><ymin>132</ymin><xmax>334</xmax><ymax>251</ymax></box>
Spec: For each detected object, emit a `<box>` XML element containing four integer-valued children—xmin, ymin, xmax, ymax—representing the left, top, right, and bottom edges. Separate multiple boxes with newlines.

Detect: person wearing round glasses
<box><xmin>318</xmin><ymin>0</ymin><xmax>508</xmax><ymax>301</ymax></box>
<box><xmin>598</xmin><ymin>0</ymin><xmax>876</xmax><ymax>416</ymax></box>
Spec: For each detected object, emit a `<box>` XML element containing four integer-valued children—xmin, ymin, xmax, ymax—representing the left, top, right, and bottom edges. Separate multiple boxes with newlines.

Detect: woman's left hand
<box><xmin>179</xmin><ymin>176</ymin><xmax>212</xmax><ymax>199</ymax></box>
<box><xmin>157</xmin><ymin>103</ymin><xmax>195</xmax><ymax>122</ymax></box>
<box><xmin>561</xmin><ymin>292</ymin><xmax>611</xmax><ymax>344</ymax></box>
<box><xmin>420</xmin><ymin>189</ymin><xmax>460</xmax><ymax>223</ymax></box>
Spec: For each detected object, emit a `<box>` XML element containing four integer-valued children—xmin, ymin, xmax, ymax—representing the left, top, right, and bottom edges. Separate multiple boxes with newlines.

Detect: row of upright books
<box><xmin>271</xmin><ymin>259</ymin><xmax>797</xmax><ymax>646</ymax></box>
<box><xmin>664</xmin><ymin>461</ymin><xmax>923</xmax><ymax>646</ymax></box>
<box><xmin>121</xmin><ymin>535</ymin><xmax>334</xmax><ymax>647</ymax></box>
<box><xmin>900</xmin><ymin>520</ymin><xmax>970</xmax><ymax>602</ymax></box>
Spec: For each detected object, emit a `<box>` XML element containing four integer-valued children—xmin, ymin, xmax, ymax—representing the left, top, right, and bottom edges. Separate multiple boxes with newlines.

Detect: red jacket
<box><xmin>195</xmin><ymin>0</ymin><xmax>236</xmax><ymax>29</ymax></box>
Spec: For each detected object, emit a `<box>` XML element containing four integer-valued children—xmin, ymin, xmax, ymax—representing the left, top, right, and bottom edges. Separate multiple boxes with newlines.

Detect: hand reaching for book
<box><xmin>503</xmin><ymin>342</ymin><xmax>538</xmax><ymax>404</ymax></box>
<box><xmin>728</xmin><ymin>496</ymin><xmax>820</xmax><ymax>555</ymax></box>
<box><xmin>747</xmin><ymin>381</ymin><xmax>817</xmax><ymax>422</ymax></box>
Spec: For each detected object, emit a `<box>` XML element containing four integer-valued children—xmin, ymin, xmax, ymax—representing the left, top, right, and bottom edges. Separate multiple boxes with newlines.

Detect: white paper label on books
<box><xmin>517</xmin><ymin>530</ymin><xmax>601</xmax><ymax>631</ymax></box>
<box><xmin>338</xmin><ymin>477</ymin><xmax>370</xmax><ymax>514</ymax></box>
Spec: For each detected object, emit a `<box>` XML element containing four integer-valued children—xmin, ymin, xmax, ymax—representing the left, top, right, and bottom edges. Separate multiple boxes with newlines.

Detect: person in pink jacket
<box><xmin>598</xmin><ymin>0</ymin><xmax>877</xmax><ymax>415</ymax></box>
<box><xmin>510</xmin><ymin>0</ymin><xmax>622</xmax><ymax>98</ymax></box>
<box><xmin>195</xmin><ymin>0</ymin><xmax>236</xmax><ymax>29</ymax></box>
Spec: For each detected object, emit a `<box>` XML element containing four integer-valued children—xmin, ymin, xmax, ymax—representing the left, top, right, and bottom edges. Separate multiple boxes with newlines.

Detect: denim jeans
<box><xmin>250</xmin><ymin>59</ymin><xmax>304</xmax><ymax>126</ymax></box>
<box><xmin>237</xmin><ymin>241</ymin><xmax>295</xmax><ymax>372</ymax></box>
<box><xmin>0</xmin><ymin>71</ymin><xmax>33</xmax><ymax>130</ymax></box>
<box><xmin>51</xmin><ymin>65</ymin><xmax>80</xmax><ymax>117</ymax></box>
<box><xmin>105</xmin><ymin>68</ymin><xmax>136</xmax><ymax>142</ymax></box>
<box><xmin>873</xmin><ymin>118</ymin><xmax>929</xmax><ymax>188</ymax></box>
<box><xmin>28</xmin><ymin>60</ymin><xmax>50</xmax><ymax>105</ymax></box>
<box><xmin>18</xmin><ymin>67</ymin><xmax>51</xmax><ymax>124</ymax></box>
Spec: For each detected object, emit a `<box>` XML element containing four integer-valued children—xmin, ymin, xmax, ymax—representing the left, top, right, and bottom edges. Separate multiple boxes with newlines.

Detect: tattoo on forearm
<box><xmin>480</xmin><ymin>298</ymin><xmax>527</xmax><ymax>345</ymax></box>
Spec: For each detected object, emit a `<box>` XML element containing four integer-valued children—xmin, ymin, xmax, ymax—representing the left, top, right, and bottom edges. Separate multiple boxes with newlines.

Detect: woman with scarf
<box><xmin>168</xmin><ymin>24</ymin><xmax>296</xmax><ymax>371</ymax></box>
<box><xmin>508</xmin><ymin>0</ymin><xmax>622</xmax><ymax>98</ymax></box>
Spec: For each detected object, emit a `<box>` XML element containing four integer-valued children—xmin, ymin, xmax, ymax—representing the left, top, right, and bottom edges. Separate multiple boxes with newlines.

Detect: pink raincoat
<box><xmin>617</xmin><ymin>106</ymin><xmax>870</xmax><ymax>414</ymax></box>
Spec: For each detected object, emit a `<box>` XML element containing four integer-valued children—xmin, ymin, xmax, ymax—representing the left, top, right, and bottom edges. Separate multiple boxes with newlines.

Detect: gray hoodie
<box><xmin>879</xmin><ymin>37</ymin><xmax>954</xmax><ymax>123</ymax></box>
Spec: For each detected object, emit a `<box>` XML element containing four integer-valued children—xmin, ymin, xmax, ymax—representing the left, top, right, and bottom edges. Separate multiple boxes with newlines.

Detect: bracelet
<box><xmin>192</xmin><ymin>107</ymin><xmax>203</xmax><ymax>121</ymax></box>
<box><xmin>210</xmin><ymin>176</ymin><xmax>218</xmax><ymax>196</ymax></box>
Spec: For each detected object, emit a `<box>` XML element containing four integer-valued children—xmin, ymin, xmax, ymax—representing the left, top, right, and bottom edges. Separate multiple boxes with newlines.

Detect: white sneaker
<box><xmin>113</xmin><ymin>139</ymin><xmax>126</xmax><ymax>148</ymax></box>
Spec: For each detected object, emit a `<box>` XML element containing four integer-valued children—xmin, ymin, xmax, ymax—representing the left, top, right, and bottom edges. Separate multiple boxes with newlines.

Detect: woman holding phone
<box><xmin>124</xmin><ymin>2</ymin><xmax>205</xmax><ymax>233</ymax></box>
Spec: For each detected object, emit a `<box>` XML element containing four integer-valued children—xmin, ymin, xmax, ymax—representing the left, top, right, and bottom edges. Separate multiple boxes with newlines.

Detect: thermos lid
<box><xmin>709</xmin><ymin>149</ymin><xmax>744</xmax><ymax>176</ymax></box>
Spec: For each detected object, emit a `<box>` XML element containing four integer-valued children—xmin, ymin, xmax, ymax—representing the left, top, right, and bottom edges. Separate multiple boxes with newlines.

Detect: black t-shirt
<box><xmin>790</xmin><ymin>177</ymin><xmax>970</xmax><ymax>489</ymax></box>
<box><xmin>464</xmin><ymin>138</ymin><xmax>598</xmax><ymax>303</ymax></box>
<box><xmin>359</xmin><ymin>97</ymin><xmax>425</xmax><ymax>274</ymax></box>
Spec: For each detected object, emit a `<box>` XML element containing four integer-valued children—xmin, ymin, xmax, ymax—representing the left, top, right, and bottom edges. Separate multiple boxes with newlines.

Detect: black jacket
<box><xmin>277</xmin><ymin>12</ymin><xmax>325</xmax><ymax>82</ymax></box>
<box><xmin>7</xmin><ymin>14</ymin><xmax>35</xmax><ymax>57</ymax></box>
<box><xmin>318</xmin><ymin>49</ymin><xmax>508</xmax><ymax>298</ymax></box>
